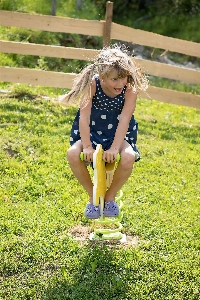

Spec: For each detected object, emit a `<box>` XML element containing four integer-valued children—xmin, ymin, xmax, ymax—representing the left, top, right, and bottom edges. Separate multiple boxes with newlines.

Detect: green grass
<box><xmin>149</xmin><ymin>77</ymin><xmax>200</xmax><ymax>94</ymax></box>
<box><xmin>0</xmin><ymin>94</ymin><xmax>200</xmax><ymax>299</ymax></box>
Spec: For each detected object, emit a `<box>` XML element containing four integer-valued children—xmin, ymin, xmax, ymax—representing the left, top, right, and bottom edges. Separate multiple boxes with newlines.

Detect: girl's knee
<box><xmin>120</xmin><ymin>152</ymin><xmax>135</xmax><ymax>169</ymax></box>
<box><xmin>67</xmin><ymin>146</ymin><xmax>80</xmax><ymax>163</ymax></box>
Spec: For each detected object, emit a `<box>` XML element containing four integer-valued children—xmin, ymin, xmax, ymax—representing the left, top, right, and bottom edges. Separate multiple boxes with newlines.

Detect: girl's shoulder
<box><xmin>124</xmin><ymin>86</ymin><xmax>137</xmax><ymax>102</ymax></box>
<box><xmin>93</xmin><ymin>74</ymin><xmax>100</xmax><ymax>83</ymax></box>
<box><xmin>91</xmin><ymin>76</ymin><xmax>97</xmax><ymax>97</ymax></box>
<box><xmin>91</xmin><ymin>74</ymin><xmax>102</xmax><ymax>95</ymax></box>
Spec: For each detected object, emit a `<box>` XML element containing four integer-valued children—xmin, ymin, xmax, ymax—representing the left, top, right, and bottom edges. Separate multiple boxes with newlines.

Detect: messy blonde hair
<box><xmin>60</xmin><ymin>44</ymin><xmax>148</xmax><ymax>106</ymax></box>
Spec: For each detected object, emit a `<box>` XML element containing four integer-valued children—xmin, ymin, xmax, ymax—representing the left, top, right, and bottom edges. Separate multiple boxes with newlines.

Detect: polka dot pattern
<box><xmin>69</xmin><ymin>75</ymin><xmax>140</xmax><ymax>161</ymax></box>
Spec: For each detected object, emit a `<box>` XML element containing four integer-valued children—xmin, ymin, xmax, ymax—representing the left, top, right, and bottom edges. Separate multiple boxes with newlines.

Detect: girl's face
<box><xmin>100</xmin><ymin>69</ymin><xmax>128</xmax><ymax>98</ymax></box>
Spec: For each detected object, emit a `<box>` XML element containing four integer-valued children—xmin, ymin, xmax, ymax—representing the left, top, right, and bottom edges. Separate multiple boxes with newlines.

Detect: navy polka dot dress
<box><xmin>70</xmin><ymin>75</ymin><xmax>140</xmax><ymax>161</ymax></box>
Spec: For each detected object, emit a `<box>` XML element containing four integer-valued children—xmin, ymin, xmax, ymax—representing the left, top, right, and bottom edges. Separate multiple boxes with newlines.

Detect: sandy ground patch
<box><xmin>68</xmin><ymin>224</ymin><xmax>144</xmax><ymax>248</ymax></box>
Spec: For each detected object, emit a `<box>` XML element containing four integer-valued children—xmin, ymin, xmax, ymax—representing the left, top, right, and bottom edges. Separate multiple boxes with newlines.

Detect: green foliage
<box><xmin>58</xmin><ymin>0</ymin><xmax>99</xmax><ymax>20</ymax></box>
<box><xmin>0</xmin><ymin>96</ymin><xmax>200</xmax><ymax>299</ymax></box>
<box><xmin>0</xmin><ymin>0</ymin><xmax>199</xmax><ymax>77</ymax></box>
<box><xmin>0</xmin><ymin>53</ymin><xmax>16</xmax><ymax>67</ymax></box>
<box><xmin>95</xmin><ymin>0</ymin><xmax>200</xmax><ymax>36</ymax></box>
<box><xmin>0</xmin><ymin>0</ymin><xmax>99</xmax><ymax>18</ymax></box>
<box><xmin>131</xmin><ymin>14</ymin><xmax>200</xmax><ymax>42</ymax></box>
<box><xmin>0</xmin><ymin>10</ymin><xmax>102</xmax><ymax>72</ymax></box>
<box><xmin>0</xmin><ymin>0</ymin><xmax>24</xmax><ymax>11</ymax></box>
<box><xmin>0</xmin><ymin>0</ymin><xmax>52</xmax><ymax>14</ymax></box>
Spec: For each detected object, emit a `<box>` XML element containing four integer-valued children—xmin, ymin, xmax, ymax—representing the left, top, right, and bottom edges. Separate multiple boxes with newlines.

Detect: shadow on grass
<box><xmin>43</xmin><ymin>242</ymin><xmax>131</xmax><ymax>300</ymax></box>
<box><xmin>3</xmin><ymin>99</ymin><xmax>199</xmax><ymax>144</ymax></box>
<box><xmin>0</xmin><ymin>99</ymin><xmax>45</xmax><ymax>115</ymax></box>
<box><xmin>0</xmin><ymin>99</ymin><xmax>78</xmax><ymax>136</ymax></box>
<box><xmin>0</xmin><ymin>98</ymin><xmax>78</xmax><ymax>119</ymax></box>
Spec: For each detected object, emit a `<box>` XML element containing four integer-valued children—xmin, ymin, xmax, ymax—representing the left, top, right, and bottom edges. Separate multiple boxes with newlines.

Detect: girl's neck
<box><xmin>100</xmin><ymin>82</ymin><xmax>114</xmax><ymax>98</ymax></box>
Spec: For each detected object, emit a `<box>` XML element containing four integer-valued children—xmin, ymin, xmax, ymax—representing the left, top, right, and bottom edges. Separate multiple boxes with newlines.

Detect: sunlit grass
<box><xmin>0</xmin><ymin>94</ymin><xmax>199</xmax><ymax>299</ymax></box>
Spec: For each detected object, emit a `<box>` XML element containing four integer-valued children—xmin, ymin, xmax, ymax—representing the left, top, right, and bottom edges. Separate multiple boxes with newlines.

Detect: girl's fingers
<box><xmin>84</xmin><ymin>155</ymin><xmax>90</xmax><ymax>161</ymax></box>
<box><xmin>84</xmin><ymin>151</ymin><xmax>94</xmax><ymax>162</ymax></box>
<box><xmin>103</xmin><ymin>153</ymin><xmax>116</xmax><ymax>163</ymax></box>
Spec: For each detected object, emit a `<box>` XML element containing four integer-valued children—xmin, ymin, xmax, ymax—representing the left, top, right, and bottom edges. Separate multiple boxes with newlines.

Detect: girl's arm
<box><xmin>79</xmin><ymin>78</ymin><xmax>96</xmax><ymax>161</ymax></box>
<box><xmin>103</xmin><ymin>88</ymin><xmax>137</xmax><ymax>161</ymax></box>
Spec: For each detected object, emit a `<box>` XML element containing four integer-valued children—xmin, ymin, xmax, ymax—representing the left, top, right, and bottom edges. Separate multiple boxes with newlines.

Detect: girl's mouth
<box><xmin>114</xmin><ymin>88</ymin><xmax>122</xmax><ymax>93</ymax></box>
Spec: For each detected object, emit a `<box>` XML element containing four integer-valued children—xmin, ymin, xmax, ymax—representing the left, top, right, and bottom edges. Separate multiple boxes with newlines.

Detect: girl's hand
<box><xmin>83</xmin><ymin>145</ymin><xmax>94</xmax><ymax>162</ymax></box>
<box><xmin>103</xmin><ymin>147</ymin><xmax>119</xmax><ymax>163</ymax></box>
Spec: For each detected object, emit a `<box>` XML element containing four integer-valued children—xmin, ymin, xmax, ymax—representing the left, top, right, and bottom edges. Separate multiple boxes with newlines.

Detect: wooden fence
<box><xmin>0</xmin><ymin>2</ymin><xmax>200</xmax><ymax>108</ymax></box>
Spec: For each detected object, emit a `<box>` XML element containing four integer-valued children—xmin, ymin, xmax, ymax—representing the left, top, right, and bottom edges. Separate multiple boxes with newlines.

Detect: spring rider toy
<box><xmin>81</xmin><ymin>144</ymin><xmax>126</xmax><ymax>242</ymax></box>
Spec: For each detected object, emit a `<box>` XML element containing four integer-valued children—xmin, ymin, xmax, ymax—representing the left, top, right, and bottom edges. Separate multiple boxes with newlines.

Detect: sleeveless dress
<box><xmin>70</xmin><ymin>75</ymin><xmax>140</xmax><ymax>161</ymax></box>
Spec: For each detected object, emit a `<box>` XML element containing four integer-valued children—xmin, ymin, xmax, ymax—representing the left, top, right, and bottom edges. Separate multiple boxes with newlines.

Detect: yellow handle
<box><xmin>80</xmin><ymin>152</ymin><xmax>84</xmax><ymax>161</ymax></box>
<box><xmin>116</xmin><ymin>153</ymin><xmax>121</xmax><ymax>162</ymax></box>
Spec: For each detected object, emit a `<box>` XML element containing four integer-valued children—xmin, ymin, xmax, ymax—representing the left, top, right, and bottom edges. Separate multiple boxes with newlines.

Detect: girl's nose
<box><xmin>118</xmin><ymin>79</ymin><xmax>124</xmax><ymax>86</ymax></box>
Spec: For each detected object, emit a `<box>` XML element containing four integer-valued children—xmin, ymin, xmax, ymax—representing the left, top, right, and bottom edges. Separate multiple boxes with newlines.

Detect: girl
<box><xmin>61</xmin><ymin>45</ymin><xmax>148</xmax><ymax>219</ymax></box>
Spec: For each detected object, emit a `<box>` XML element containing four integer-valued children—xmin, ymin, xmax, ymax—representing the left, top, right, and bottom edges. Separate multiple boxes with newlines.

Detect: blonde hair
<box><xmin>60</xmin><ymin>44</ymin><xmax>148</xmax><ymax>106</ymax></box>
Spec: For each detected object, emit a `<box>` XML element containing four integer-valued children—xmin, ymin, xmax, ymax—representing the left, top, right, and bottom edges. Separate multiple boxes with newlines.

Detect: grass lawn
<box><xmin>0</xmin><ymin>94</ymin><xmax>199</xmax><ymax>299</ymax></box>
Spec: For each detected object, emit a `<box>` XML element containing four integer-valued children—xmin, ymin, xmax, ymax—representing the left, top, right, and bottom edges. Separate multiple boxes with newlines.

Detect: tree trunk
<box><xmin>51</xmin><ymin>0</ymin><xmax>56</xmax><ymax>16</ymax></box>
<box><xmin>77</xmin><ymin>0</ymin><xmax>82</xmax><ymax>10</ymax></box>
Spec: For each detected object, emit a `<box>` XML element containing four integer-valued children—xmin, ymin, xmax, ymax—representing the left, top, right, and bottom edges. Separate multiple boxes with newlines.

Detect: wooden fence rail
<box><xmin>1</xmin><ymin>66</ymin><xmax>199</xmax><ymax>108</ymax></box>
<box><xmin>1</xmin><ymin>41</ymin><xmax>199</xmax><ymax>85</ymax></box>
<box><xmin>1</xmin><ymin>9</ymin><xmax>200</xmax><ymax>57</ymax></box>
<box><xmin>0</xmin><ymin>5</ymin><xmax>200</xmax><ymax>108</ymax></box>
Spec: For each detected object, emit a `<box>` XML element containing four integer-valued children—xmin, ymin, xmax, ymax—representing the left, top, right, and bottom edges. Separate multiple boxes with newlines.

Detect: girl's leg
<box><xmin>67</xmin><ymin>140</ymin><xmax>93</xmax><ymax>203</ymax></box>
<box><xmin>105</xmin><ymin>140</ymin><xmax>135</xmax><ymax>202</ymax></box>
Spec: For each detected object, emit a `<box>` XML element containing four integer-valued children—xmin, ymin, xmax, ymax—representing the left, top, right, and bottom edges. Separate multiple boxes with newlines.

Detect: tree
<box><xmin>51</xmin><ymin>0</ymin><xmax>56</xmax><ymax>16</ymax></box>
<box><xmin>77</xmin><ymin>0</ymin><xmax>82</xmax><ymax>10</ymax></box>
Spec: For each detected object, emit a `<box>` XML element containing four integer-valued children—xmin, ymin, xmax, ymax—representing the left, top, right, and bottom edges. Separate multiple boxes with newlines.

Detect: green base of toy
<box><xmin>89</xmin><ymin>192</ymin><xmax>126</xmax><ymax>242</ymax></box>
<box><xmin>89</xmin><ymin>232</ymin><xmax>127</xmax><ymax>242</ymax></box>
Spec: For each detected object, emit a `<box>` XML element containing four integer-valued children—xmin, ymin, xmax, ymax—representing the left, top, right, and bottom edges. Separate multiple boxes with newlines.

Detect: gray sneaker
<box><xmin>84</xmin><ymin>203</ymin><xmax>100</xmax><ymax>219</ymax></box>
<box><xmin>103</xmin><ymin>201</ymin><xmax>119</xmax><ymax>217</ymax></box>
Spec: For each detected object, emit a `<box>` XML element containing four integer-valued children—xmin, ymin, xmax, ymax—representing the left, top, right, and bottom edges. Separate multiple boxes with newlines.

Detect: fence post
<box><xmin>103</xmin><ymin>1</ymin><xmax>113</xmax><ymax>47</ymax></box>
